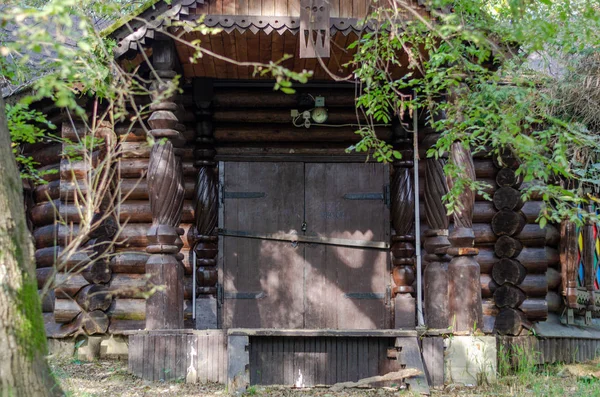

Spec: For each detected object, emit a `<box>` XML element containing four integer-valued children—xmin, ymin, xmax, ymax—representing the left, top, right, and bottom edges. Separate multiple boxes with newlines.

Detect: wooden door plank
<box><xmin>367</xmin><ymin>338</ymin><xmax>379</xmax><ymax>378</ymax></box>
<box><xmin>262</xmin><ymin>0</ymin><xmax>275</xmax><ymax>15</ymax></box>
<box><xmin>223</xmin><ymin>0</ymin><xmax>236</xmax><ymax>14</ymax></box>
<box><xmin>199</xmin><ymin>33</ymin><xmax>217</xmax><ymax>78</ymax></box>
<box><xmin>249</xmin><ymin>0</ymin><xmax>262</xmax><ymax>14</ymax></box>
<box><xmin>358</xmin><ymin>339</ymin><xmax>368</xmax><ymax>380</ymax></box>
<box><xmin>304</xmin><ymin>163</ymin><xmax>390</xmax><ymax>330</ymax></box>
<box><xmin>284</xmin><ymin>338</ymin><xmax>292</xmax><ymax>385</ymax></box>
<box><xmin>223</xmin><ymin>32</ymin><xmax>240</xmax><ymax>79</ymax></box>
<box><xmin>168</xmin><ymin>335</ymin><xmax>177</xmax><ymax>381</ymax></box>
<box><xmin>259</xmin><ymin>31</ymin><xmax>273</xmax><ymax>72</ymax></box>
<box><xmin>143</xmin><ymin>335</ymin><xmax>153</xmax><ymax>381</ymax></box>
<box><xmin>348</xmin><ymin>338</ymin><xmax>358</xmax><ymax>381</ymax></box>
<box><xmin>328</xmin><ymin>337</ymin><xmax>337</xmax><ymax>385</ymax></box>
<box><xmin>330</xmin><ymin>0</ymin><xmax>339</xmax><ymax>17</ymax></box>
<box><xmin>210</xmin><ymin>0</ymin><xmax>223</xmax><ymax>14</ymax></box>
<box><xmin>340</xmin><ymin>32</ymin><xmax>358</xmax><ymax>71</ymax></box>
<box><xmin>250</xmin><ymin>337</ymin><xmax>260</xmax><ymax>384</ymax></box>
<box><xmin>234</xmin><ymin>29</ymin><xmax>250</xmax><ymax>79</ymax></box>
<box><xmin>338</xmin><ymin>338</ymin><xmax>347</xmax><ymax>381</ymax></box>
<box><xmin>294</xmin><ymin>337</ymin><xmax>303</xmax><ymax>385</ymax></box>
<box><xmin>223</xmin><ymin>163</ymin><xmax>305</xmax><ymax>328</ymax></box>
<box><xmin>211</xmin><ymin>32</ymin><xmax>230</xmax><ymax>79</ymax></box>
<box><xmin>275</xmin><ymin>0</ymin><xmax>287</xmax><ymax>16</ymax></box>
<box><xmin>327</xmin><ymin>31</ymin><xmax>350</xmax><ymax>76</ymax></box>
<box><xmin>352</xmin><ymin>0</ymin><xmax>367</xmax><ymax>19</ymax></box>
<box><xmin>340</xmin><ymin>0</ymin><xmax>352</xmax><ymax>17</ymax></box>
<box><xmin>236</xmin><ymin>0</ymin><xmax>249</xmax><ymax>15</ymax></box>
<box><xmin>272</xmin><ymin>30</ymin><xmax>285</xmax><ymax>64</ymax></box>
<box><xmin>288</xmin><ymin>0</ymin><xmax>300</xmax><ymax>15</ymax></box>
<box><xmin>282</xmin><ymin>30</ymin><xmax>297</xmax><ymax>71</ymax></box>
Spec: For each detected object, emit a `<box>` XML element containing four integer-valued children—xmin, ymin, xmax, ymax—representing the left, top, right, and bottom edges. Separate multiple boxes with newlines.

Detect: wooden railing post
<box><xmin>145</xmin><ymin>39</ymin><xmax>186</xmax><ymax>329</ymax></box>
<box><xmin>422</xmin><ymin>131</ymin><xmax>450</xmax><ymax>329</ymax></box>
<box><xmin>391</xmin><ymin>157</ymin><xmax>416</xmax><ymax>328</ymax></box>
<box><xmin>446</xmin><ymin>141</ymin><xmax>482</xmax><ymax>333</ymax></box>
<box><xmin>188</xmin><ymin>78</ymin><xmax>219</xmax><ymax>329</ymax></box>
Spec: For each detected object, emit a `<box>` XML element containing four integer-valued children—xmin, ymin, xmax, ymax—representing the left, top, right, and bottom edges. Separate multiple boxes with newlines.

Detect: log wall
<box><xmin>32</xmin><ymin>105</ymin><xmax>199</xmax><ymax>337</ymax></box>
<box><xmin>27</xmin><ymin>85</ymin><xmax>564</xmax><ymax>337</ymax></box>
<box><xmin>419</xmin><ymin>142</ymin><xmax>561</xmax><ymax>335</ymax></box>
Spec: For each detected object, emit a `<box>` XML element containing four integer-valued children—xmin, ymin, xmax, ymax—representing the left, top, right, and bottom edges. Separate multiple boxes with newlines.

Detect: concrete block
<box><xmin>46</xmin><ymin>338</ymin><xmax>75</xmax><ymax>358</ymax></box>
<box><xmin>100</xmin><ymin>335</ymin><xmax>129</xmax><ymax>359</ymax></box>
<box><xmin>445</xmin><ymin>336</ymin><xmax>497</xmax><ymax>386</ymax></box>
<box><xmin>75</xmin><ymin>336</ymin><xmax>102</xmax><ymax>361</ymax></box>
<box><xmin>227</xmin><ymin>335</ymin><xmax>249</xmax><ymax>395</ymax></box>
<box><xmin>196</xmin><ymin>296</ymin><xmax>218</xmax><ymax>329</ymax></box>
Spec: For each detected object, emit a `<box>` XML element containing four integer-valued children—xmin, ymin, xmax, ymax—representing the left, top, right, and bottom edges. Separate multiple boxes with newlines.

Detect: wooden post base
<box><xmin>394</xmin><ymin>294</ymin><xmax>416</xmax><ymax>328</ymax></box>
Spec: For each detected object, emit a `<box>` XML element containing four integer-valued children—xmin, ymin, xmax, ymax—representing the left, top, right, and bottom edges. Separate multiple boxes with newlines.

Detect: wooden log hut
<box><xmin>12</xmin><ymin>0</ymin><xmax>600</xmax><ymax>392</ymax></box>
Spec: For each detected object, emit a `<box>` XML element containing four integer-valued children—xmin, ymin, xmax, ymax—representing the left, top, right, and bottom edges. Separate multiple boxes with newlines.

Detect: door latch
<box><xmin>301</xmin><ymin>221</ymin><xmax>307</xmax><ymax>232</ymax></box>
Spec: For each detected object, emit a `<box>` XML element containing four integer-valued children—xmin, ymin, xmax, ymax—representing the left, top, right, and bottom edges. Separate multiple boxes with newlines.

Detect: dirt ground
<box><xmin>50</xmin><ymin>357</ymin><xmax>600</xmax><ymax>397</ymax></box>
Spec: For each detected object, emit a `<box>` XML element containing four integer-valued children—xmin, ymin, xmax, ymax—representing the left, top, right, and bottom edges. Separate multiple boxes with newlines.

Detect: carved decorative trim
<box><xmin>192</xmin><ymin>166</ymin><xmax>218</xmax><ymax>236</ymax></box>
<box><xmin>424</xmin><ymin>157</ymin><xmax>448</xmax><ymax>230</ymax></box>
<box><xmin>391</xmin><ymin>166</ymin><xmax>414</xmax><ymax>236</ymax></box>
<box><xmin>114</xmin><ymin>13</ymin><xmax>388</xmax><ymax>58</ymax></box>
<box><xmin>299</xmin><ymin>0</ymin><xmax>331</xmax><ymax>58</ymax></box>
<box><xmin>148</xmin><ymin>141</ymin><xmax>185</xmax><ymax>227</ymax></box>
<box><xmin>446</xmin><ymin>142</ymin><xmax>475</xmax><ymax>229</ymax></box>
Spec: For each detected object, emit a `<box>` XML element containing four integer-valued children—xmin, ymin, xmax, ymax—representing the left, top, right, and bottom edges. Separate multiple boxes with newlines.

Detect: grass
<box><xmin>49</xmin><ymin>355</ymin><xmax>600</xmax><ymax>397</ymax></box>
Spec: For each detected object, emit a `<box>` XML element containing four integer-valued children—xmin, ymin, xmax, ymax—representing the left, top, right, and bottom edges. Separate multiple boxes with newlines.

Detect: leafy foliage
<box><xmin>348</xmin><ymin>0</ymin><xmax>600</xmax><ymax>223</ymax></box>
<box><xmin>6</xmin><ymin>102</ymin><xmax>58</xmax><ymax>182</ymax></box>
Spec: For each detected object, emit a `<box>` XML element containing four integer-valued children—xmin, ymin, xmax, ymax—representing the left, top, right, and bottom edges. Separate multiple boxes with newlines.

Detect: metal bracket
<box><xmin>299</xmin><ymin>0</ymin><xmax>330</xmax><ymax>58</ymax></box>
<box><xmin>223</xmin><ymin>191</ymin><xmax>266</xmax><ymax>199</ymax></box>
<box><xmin>344</xmin><ymin>292</ymin><xmax>385</xmax><ymax>299</ymax></box>
<box><xmin>217</xmin><ymin>283</ymin><xmax>224</xmax><ymax>306</ymax></box>
<box><xmin>567</xmin><ymin>308</ymin><xmax>575</xmax><ymax>325</ymax></box>
<box><xmin>224</xmin><ymin>292</ymin><xmax>267</xmax><ymax>300</ymax></box>
<box><xmin>384</xmin><ymin>184</ymin><xmax>391</xmax><ymax>208</ymax></box>
<box><xmin>343</xmin><ymin>193</ymin><xmax>384</xmax><ymax>200</ymax></box>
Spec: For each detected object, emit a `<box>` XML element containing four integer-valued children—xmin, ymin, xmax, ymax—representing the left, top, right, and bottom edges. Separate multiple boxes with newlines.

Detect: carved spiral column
<box><xmin>188</xmin><ymin>78</ymin><xmax>219</xmax><ymax>329</ymax></box>
<box><xmin>422</xmin><ymin>131</ymin><xmax>451</xmax><ymax>329</ymax></box>
<box><xmin>391</xmin><ymin>157</ymin><xmax>416</xmax><ymax>328</ymax></box>
<box><xmin>145</xmin><ymin>65</ymin><xmax>186</xmax><ymax>330</ymax></box>
<box><xmin>446</xmin><ymin>141</ymin><xmax>483</xmax><ymax>333</ymax></box>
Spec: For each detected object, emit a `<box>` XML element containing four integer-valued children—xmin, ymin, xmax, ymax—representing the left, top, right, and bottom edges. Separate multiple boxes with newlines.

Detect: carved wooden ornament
<box><xmin>300</xmin><ymin>0</ymin><xmax>330</xmax><ymax>58</ymax></box>
<box><xmin>148</xmin><ymin>141</ymin><xmax>185</xmax><ymax>227</ymax></box>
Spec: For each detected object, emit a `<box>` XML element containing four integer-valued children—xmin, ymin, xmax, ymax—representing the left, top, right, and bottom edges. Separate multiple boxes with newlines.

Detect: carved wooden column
<box><xmin>391</xmin><ymin>156</ymin><xmax>416</xmax><ymax>328</ymax></box>
<box><xmin>188</xmin><ymin>78</ymin><xmax>219</xmax><ymax>329</ymax></box>
<box><xmin>583</xmin><ymin>204</ymin><xmax>595</xmax><ymax>323</ymax></box>
<box><xmin>145</xmin><ymin>39</ymin><xmax>186</xmax><ymax>330</ymax></box>
<box><xmin>446</xmin><ymin>142</ymin><xmax>483</xmax><ymax>333</ymax></box>
<box><xmin>422</xmin><ymin>131</ymin><xmax>450</xmax><ymax>329</ymax></box>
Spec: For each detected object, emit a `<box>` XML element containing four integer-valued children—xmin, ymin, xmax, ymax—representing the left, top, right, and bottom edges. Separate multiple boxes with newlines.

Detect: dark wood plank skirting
<box><xmin>128</xmin><ymin>330</ymin><xmax>227</xmax><ymax>383</ymax></box>
<box><xmin>228</xmin><ymin>328</ymin><xmax>418</xmax><ymax>337</ymax></box>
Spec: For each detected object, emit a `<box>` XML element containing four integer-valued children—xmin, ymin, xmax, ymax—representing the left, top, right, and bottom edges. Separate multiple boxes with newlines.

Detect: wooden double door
<box><xmin>221</xmin><ymin>162</ymin><xmax>391</xmax><ymax>329</ymax></box>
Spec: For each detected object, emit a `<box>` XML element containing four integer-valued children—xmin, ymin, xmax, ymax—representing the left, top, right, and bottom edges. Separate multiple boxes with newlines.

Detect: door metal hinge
<box><xmin>217</xmin><ymin>284</ymin><xmax>223</xmax><ymax>306</ymax></box>
<box><xmin>383</xmin><ymin>184</ymin><xmax>391</xmax><ymax>208</ymax></box>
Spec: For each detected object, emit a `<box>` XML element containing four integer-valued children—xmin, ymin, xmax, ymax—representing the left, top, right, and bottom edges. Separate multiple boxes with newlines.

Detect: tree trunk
<box><xmin>0</xmin><ymin>95</ymin><xmax>63</xmax><ymax>396</ymax></box>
